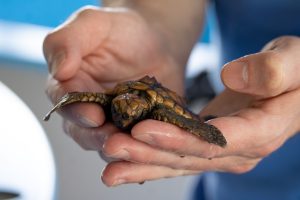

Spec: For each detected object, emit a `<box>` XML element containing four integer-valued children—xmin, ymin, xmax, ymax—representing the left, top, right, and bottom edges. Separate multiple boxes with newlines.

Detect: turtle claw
<box><xmin>43</xmin><ymin>93</ymin><xmax>73</xmax><ymax>121</ymax></box>
<box><xmin>44</xmin><ymin>92</ymin><xmax>112</xmax><ymax>121</ymax></box>
<box><xmin>43</xmin><ymin>110</ymin><xmax>53</xmax><ymax>121</ymax></box>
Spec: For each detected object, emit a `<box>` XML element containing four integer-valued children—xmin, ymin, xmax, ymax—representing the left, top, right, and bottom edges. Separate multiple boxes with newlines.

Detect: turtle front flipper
<box><xmin>43</xmin><ymin>92</ymin><xmax>113</xmax><ymax>121</ymax></box>
<box><xmin>151</xmin><ymin>107</ymin><xmax>227</xmax><ymax>147</ymax></box>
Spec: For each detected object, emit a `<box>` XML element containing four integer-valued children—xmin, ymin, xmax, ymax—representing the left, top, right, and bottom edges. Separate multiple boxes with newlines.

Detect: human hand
<box><xmin>43</xmin><ymin>6</ymin><xmax>185</xmax><ymax>146</ymax></box>
<box><xmin>100</xmin><ymin>36</ymin><xmax>300</xmax><ymax>186</ymax></box>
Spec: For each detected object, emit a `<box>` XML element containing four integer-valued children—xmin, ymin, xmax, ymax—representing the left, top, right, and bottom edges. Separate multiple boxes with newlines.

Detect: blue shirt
<box><xmin>194</xmin><ymin>1</ymin><xmax>300</xmax><ymax>199</ymax></box>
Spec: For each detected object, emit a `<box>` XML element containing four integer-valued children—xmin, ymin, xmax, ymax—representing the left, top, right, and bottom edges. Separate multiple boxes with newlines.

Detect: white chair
<box><xmin>0</xmin><ymin>81</ymin><xmax>56</xmax><ymax>200</ymax></box>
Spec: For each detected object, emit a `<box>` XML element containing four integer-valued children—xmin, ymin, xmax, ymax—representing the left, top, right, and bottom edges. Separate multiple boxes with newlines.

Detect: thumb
<box><xmin>221</xmin><ymin>36</ymin><xmax>300</xmax><ymax>98</ymax></box>
<box><xmin>43</xmin><ymin>6</ymin><xmax>111</xmax><ymax>81</ymax></box>
<box><xmin>220</xmin><ymin>51</ymin><xmax>283</xmax><ymax>97</ymax></box>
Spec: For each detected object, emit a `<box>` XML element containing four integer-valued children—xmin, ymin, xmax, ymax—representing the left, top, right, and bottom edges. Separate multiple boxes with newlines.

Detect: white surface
<box><xmin>186</xmin><ymin>43</ymin><xmax>220</xmax><ymax>78</ymax></box>
<box><xmin>0</xmin><ymin>20</ymin><xmax>50</xmax><ymax>63</ymax></box>
<box><xmin>0</xmin><ymin>81</ymin><xmax>56</xmax><ymax>200</ymax></box>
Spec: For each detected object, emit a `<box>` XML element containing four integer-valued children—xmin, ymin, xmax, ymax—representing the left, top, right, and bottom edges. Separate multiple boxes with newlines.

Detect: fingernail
<box><xmin>110</xmin><ymin>149</ymin><xmax>130</xmax><ymax>160</ymax></box>
<box><xmin>134</xmin><ymin>134</ymin><xmax>155</xmax><ymax>145</ymax></box>
<box><xmin>51</xmin><ymin>52</ymin><xmax>65</xmax><ymax>76</ymax></box>
<box><xmin>222</xmin><ymin>61</ymin><xmax>248</xmax><ymax>90</ymax></box>
<box><xmin>112</xmin><ymin>179</ymin><xmax>126</xmax><ymax>186</ymax></box>
<box><xmin>78</xmin><ymin>115</ymin><xmax>99</xmax><ymax>128</ymax></box>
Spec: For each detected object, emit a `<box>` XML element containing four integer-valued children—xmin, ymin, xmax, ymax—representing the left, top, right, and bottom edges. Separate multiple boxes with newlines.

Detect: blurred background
<box><xmin>0</xmin><ymin>1</ymin><xmax>218</xmax><ymax>199</ymax></box>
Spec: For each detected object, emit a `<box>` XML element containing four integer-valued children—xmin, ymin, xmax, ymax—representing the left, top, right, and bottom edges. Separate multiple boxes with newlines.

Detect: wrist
<box><xmin>103</xmin><ymin>0</ymin><xmax>206</xmax><ymax>67</ymax></box>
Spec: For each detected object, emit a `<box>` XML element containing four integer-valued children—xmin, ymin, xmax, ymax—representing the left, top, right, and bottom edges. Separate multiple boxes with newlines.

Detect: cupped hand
<box><xmin>100</xmin><ymin>36</ymin><xmax>300</xmax><ymax>186</ymax></box>
<box><xmin>44</xmin><ymin>6</ymin><xmax>185</xmax><ymax>127</ymax></box>
<box><xmin>44</xmin><ymin>5</ymin><xmax>189</xmax><ymax>182</ymax></box>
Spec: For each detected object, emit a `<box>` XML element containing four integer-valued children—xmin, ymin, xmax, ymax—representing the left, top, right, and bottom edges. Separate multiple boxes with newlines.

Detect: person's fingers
<box><xmin>43</xmin><ymin>6</ymin><xmax>115</xmax><ymax>127</ymax></box>
<box><xmin>43</xmin><ymin>6</ymin><xmax>111</xmax><ymax>81</ymax></box>
<box><xmin>132</xmin><ymin>89</ymin><xmax>300</xmax><ymax>159</ymax></box>
<box><xmin>63</xmin><ymin>120</ymin><xmax>119</xmax><ymax>150</ymax></box>
<box><xmin>98</xmin><ymin>151</ymin><xmax>120</xmax><ymax>163</ymax></box>
<box><xmin>45</xmin><ymin>76</ymin><xmax>107</xmax><ymax>127</ymax></box>
<box><xmin>102</xmin><ymin>129</ymin><xmax>260</xmax><ymax>173</ymax></box>
<box><xmin>221</xmin><ymin>36</ymin><xmax>300</xmax><ymax>98</ymax></box>
<box><xmin>101</xmin><ymin>161</ymin><xmax>199</xmax><ymax>186</ymax></box>
<box><xmin>103</xmin><ymin>131</ymin><xmax>212</xmax><ymax>169</ymax></box>
<box><xmin>132</xmin><ymin>119</ymin><xmax>250</xmax><ymax>158</ymax></box>
<box><xmin>200</xmin><ymin>89</ymin><xmax>254</xmax><ymax>117</ymax></box>
<box><xmin>132</xmin><ymin>120</ymin><xmax>226</xmax><ymax>158</ymax></box>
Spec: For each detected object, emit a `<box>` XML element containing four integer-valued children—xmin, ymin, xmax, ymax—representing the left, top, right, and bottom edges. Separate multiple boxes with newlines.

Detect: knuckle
<box><xmin>228</xmin><ymin>163</ymin><xmax>255</xmax><ymax>174</ymax></box>
<box><xmin>43</xmin><ymin>33</ymin><xmax>53</xmax><ymax>49</ymax></box>
<box><xmin>243</xmin><ymin>144</ymin><xmax>276</xmax><ymax>159</ymax></box>
<box><xmin>102</xmin><ymin>133</ymin><xmax>127</xmax><ymax>156</ymax></box>
<box><xmin>273</xmin><ymin>35</ymin><xmax>299</xmax><ymax>46</ymax></box>
<box><xmin>89</xmin><ymin>130</ymin><xmax>104</xmax><ymax>149</ymax></box>
<box><xmin>42</xmin><ymin>33</ymin><xmax>56</xmax><ymax>59</ymax></box>
<box><xmin>263</xmin><ymin>36</ymin><xmax>298</xmax><ymax>51</ymax></box>
<box><xmin>63</xmin><ymin>120</ymin><xmax>92</xmax><ymax>150</ymax></box>
<box><xmin>72</xmin><ymin>133</ymin><xmax>92</xmax><ymax>150</ymax></box>
<box><xmin>71</xmin><ymin>131</ymin><xmax>90</xmax><ymax>150</ymax></box>
<box><xmin>43</xmin><ymin>30</ymin><xmax>56</xmax><ymax>44</ymax></box>
<box><xmin>98</xmin><ymin>151</ymin><xmax>117</xmax><ymax>163</ymax></box>
<box><xmin>79</xmin><ymin>142</ymin><xmax>92</xmax><ymax>151</ymax></box>
<box><xmin>255</xmin><ymin>144</ymin><xmax>277</xmax><ymax>158</ymax></box>
<box><xmin>62</xmin><ymin>120</ymin><xmax>70</xmax><ymax>135</ymax></box>
<box><xmin>76</xmin><ymin>5</ymin><xmax>100</xmax><ymax>18</ymax></box>
<box><xmin>43</xmin><ymin>30</ymin><xmax>68</xmax><ymax>65</ymax></box>
<box><xmin>260</xmin><ymin>51</ymin><xmax>284</xmax><ymax>96</ymax></box>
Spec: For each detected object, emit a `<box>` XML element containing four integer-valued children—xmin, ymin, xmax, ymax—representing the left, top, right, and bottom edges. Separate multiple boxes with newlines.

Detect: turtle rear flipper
<box><xmin>43</xmin><ymin>92</ymin><xmax>112</xmax><ymax>121</ymax></box>
<box><xmin>151</xmin><ymin>107</ymin><xmax>227</xmax><ymax>147</ymax></box>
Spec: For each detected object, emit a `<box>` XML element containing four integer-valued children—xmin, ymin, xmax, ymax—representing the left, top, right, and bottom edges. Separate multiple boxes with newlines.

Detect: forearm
<box><xmin>103</xmin><ymin>0</ymin><xmax>206</xmax><ymax>67</ymax></box>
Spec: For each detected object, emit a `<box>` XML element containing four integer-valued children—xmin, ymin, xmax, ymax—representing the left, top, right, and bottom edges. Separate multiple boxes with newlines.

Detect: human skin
<box><xmin>43</xmin><ymin>1</ymin><xmax>300</xmax><ymax>186</ymax></box>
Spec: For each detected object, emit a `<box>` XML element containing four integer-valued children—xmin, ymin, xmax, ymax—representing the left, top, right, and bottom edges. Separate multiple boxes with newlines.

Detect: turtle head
<box><xmin>111</xmin><ymin>93</ymin><xmax>151</xmax><ymax>130</ymax></box>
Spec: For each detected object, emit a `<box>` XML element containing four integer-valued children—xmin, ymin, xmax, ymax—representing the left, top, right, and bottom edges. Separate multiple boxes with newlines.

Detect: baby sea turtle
<box><xmin>44</xmin><ymin>76</ymin><xmax>226</xmax><ymax>147</ymax></box>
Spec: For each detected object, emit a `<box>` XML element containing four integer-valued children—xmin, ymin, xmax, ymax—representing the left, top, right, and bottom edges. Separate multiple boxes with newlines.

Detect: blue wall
<box><xmin>0</xmin><ymin>0</ymin><xmax>212</xmax><ymax>43</ymax></box>
<box><xmin>0</xmin><ymin>0</ymin><xmax>99</xmax><ymax>27</ymax></box>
